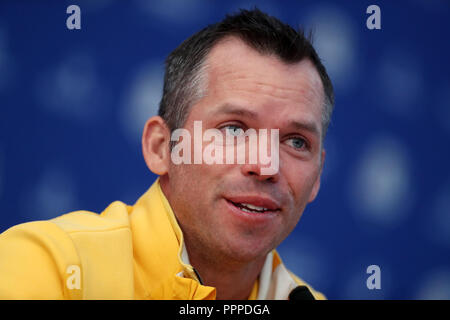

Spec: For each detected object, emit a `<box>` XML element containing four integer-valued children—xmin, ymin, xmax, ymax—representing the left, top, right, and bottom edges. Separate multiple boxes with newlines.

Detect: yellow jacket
<box><xmin>0</xmin><ymin>179</ymin><xmax>325</xmax><ymax>300</ymax></box>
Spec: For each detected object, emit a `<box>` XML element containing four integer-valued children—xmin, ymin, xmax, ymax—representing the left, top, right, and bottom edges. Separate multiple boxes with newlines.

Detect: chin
<box><xmin>221</xmin><ymin>236</ymin><xmax>276</xmax><ymax>263</ymax></box>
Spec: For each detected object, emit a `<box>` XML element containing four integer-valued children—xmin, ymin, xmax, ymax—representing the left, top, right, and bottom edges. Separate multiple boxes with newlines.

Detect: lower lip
<box><xmin>224</xmin><ymin>199</ymin><xmax>279</xmax><ymax>224</ymax></box>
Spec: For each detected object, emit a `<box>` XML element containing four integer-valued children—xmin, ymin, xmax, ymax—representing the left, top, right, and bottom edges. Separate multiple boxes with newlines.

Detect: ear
<box><xmin>142</xmin><ymin>116</ymin><xmax>171</xmax><ymax>175</ymax></box>
<box><xmin>308</xmin><ymin>148</ymin><xmax>326</xmax><ymax>203</ymax></box>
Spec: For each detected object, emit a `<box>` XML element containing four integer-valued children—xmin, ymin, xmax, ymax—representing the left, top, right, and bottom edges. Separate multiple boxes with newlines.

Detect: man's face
<box><xmin>163</xmin><ymin>37</ymin><xmax>325</xmax><ymax>263</ymax></box>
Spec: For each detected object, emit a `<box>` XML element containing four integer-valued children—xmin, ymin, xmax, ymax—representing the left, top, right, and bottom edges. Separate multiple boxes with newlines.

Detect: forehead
<box><xmin>204</xmin><ymin>37</ymin><xmax>324</xmax><ymax>108</ymax></box>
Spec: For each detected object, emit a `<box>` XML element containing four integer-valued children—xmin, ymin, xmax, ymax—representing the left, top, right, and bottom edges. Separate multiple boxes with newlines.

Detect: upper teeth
<box><xmin>240</xmin><ymin>203</ymin><xmax>268</xmax><ymax>212</ymax></box>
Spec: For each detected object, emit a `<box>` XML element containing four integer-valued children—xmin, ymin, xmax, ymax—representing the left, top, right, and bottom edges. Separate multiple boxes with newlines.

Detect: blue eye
<box><xmin>224</xmin><ymin>125</ymin><xmax>245</xmax><ymax>137</ymax></box>
<box><xmin>286</xmin><ymin>137</ymin><xmax>306</xmax><ymax>150</ymax></box>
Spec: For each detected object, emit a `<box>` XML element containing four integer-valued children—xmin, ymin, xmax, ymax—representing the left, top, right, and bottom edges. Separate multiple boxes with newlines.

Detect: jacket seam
<box><xmin>56</xmin><ymin>225</ymin><xmax>130</xmax><ymax>235</ymax></box>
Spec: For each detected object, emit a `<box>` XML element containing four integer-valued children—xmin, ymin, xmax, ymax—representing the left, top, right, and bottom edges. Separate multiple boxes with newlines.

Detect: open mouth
<box><xmin>229</xmin><ymin>200</ymin><xmax>274</xmax><ymax>213</ymax></box>
<box><xmin>225</xmin><ymin>196</ymin><xmax>282</xmax><ymax>216</ymax></box>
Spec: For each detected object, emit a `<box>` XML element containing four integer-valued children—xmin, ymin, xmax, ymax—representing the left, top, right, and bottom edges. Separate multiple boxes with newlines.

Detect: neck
<box><xmin>184</xmin><ymin>238</ymin><xmax>266</xmax><ymax>300</ymax></box>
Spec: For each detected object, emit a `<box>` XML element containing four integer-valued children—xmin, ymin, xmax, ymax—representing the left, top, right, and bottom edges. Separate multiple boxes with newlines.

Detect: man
<box><xmin>0</xmin><ymin>9</ymin><xmax>334</xmax><ymax>300</ymax></box>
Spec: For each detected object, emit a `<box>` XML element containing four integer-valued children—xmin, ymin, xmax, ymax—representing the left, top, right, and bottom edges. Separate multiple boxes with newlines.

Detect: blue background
<box><xmin>1</xmin><ymin>0</ymin><xmax>449</xmax><ymax>299</ymax></box>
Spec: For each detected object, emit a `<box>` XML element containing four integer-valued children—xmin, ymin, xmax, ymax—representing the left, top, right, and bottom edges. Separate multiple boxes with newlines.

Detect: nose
<box><xmin>238</xmin><ymin>128</ymin><xmax>280</xmax><ymax>182</ymax></box>
<box><xmin>240</xmin><ymin>162</ymin><xmax>279</xmax><ymax>183</ymax></box>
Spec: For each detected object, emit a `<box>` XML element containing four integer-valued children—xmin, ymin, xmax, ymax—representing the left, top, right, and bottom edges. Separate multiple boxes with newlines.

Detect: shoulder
<box><xmin>50</xmin><ymin>200</ymin><xmax>132</xmax><ymax>234</ymax></box>
<box><xmin>0</xmin><ymin>200</ymin><xmax>133</xmax><ymax>299</ymax></box>
<box><xmin>0</xmin><ymin>200</ymin><xmax>132</xmax><ymax>248</ymax></box>
<box><xmin>0</xmin><ymin>219</ymin><xmax>80</xmax><ymax>298</ymax></box>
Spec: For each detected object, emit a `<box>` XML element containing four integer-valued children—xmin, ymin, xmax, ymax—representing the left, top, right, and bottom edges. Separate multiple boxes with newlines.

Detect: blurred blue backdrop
<box><xmin>1</xmin><ymin>0</ymin><xmax>449</xmax><ymax>299</ymax></box>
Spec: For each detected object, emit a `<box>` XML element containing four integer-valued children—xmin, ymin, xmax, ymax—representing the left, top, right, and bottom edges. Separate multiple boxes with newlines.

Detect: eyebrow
<box><xmin>287</xmin><ymin>119</ymin><xmax>320</xmax><ymax>137</ymax></box>
<box><xmin>212</xmin><ymin>103</ymin><xmax>320</xmax><ymax>137</ymax></box>
<box><xmin>212</xmin><ymin>103</ymin><xmax>259</xmax><ymax>119</ymax></box>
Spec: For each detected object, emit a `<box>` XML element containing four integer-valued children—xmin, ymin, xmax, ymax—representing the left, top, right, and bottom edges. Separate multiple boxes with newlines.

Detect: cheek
<box><xmin>168</xmin><ymin>162</ymin><xmax>222</xmax><ymax>202</ymax></box>
<box><xmin>282</xmin><ymin>161</ymin><xmax>320</xmax><ymax>205</ymax></box>
<box><xmin>167</xmin><ymin>165</ymin><xmax>209</xmax><ymax>228</ymax></box>
<box><xmin>167</xmin><ymin>164</ymin><xmax>198</xmax><ymax>208</ymax></box>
